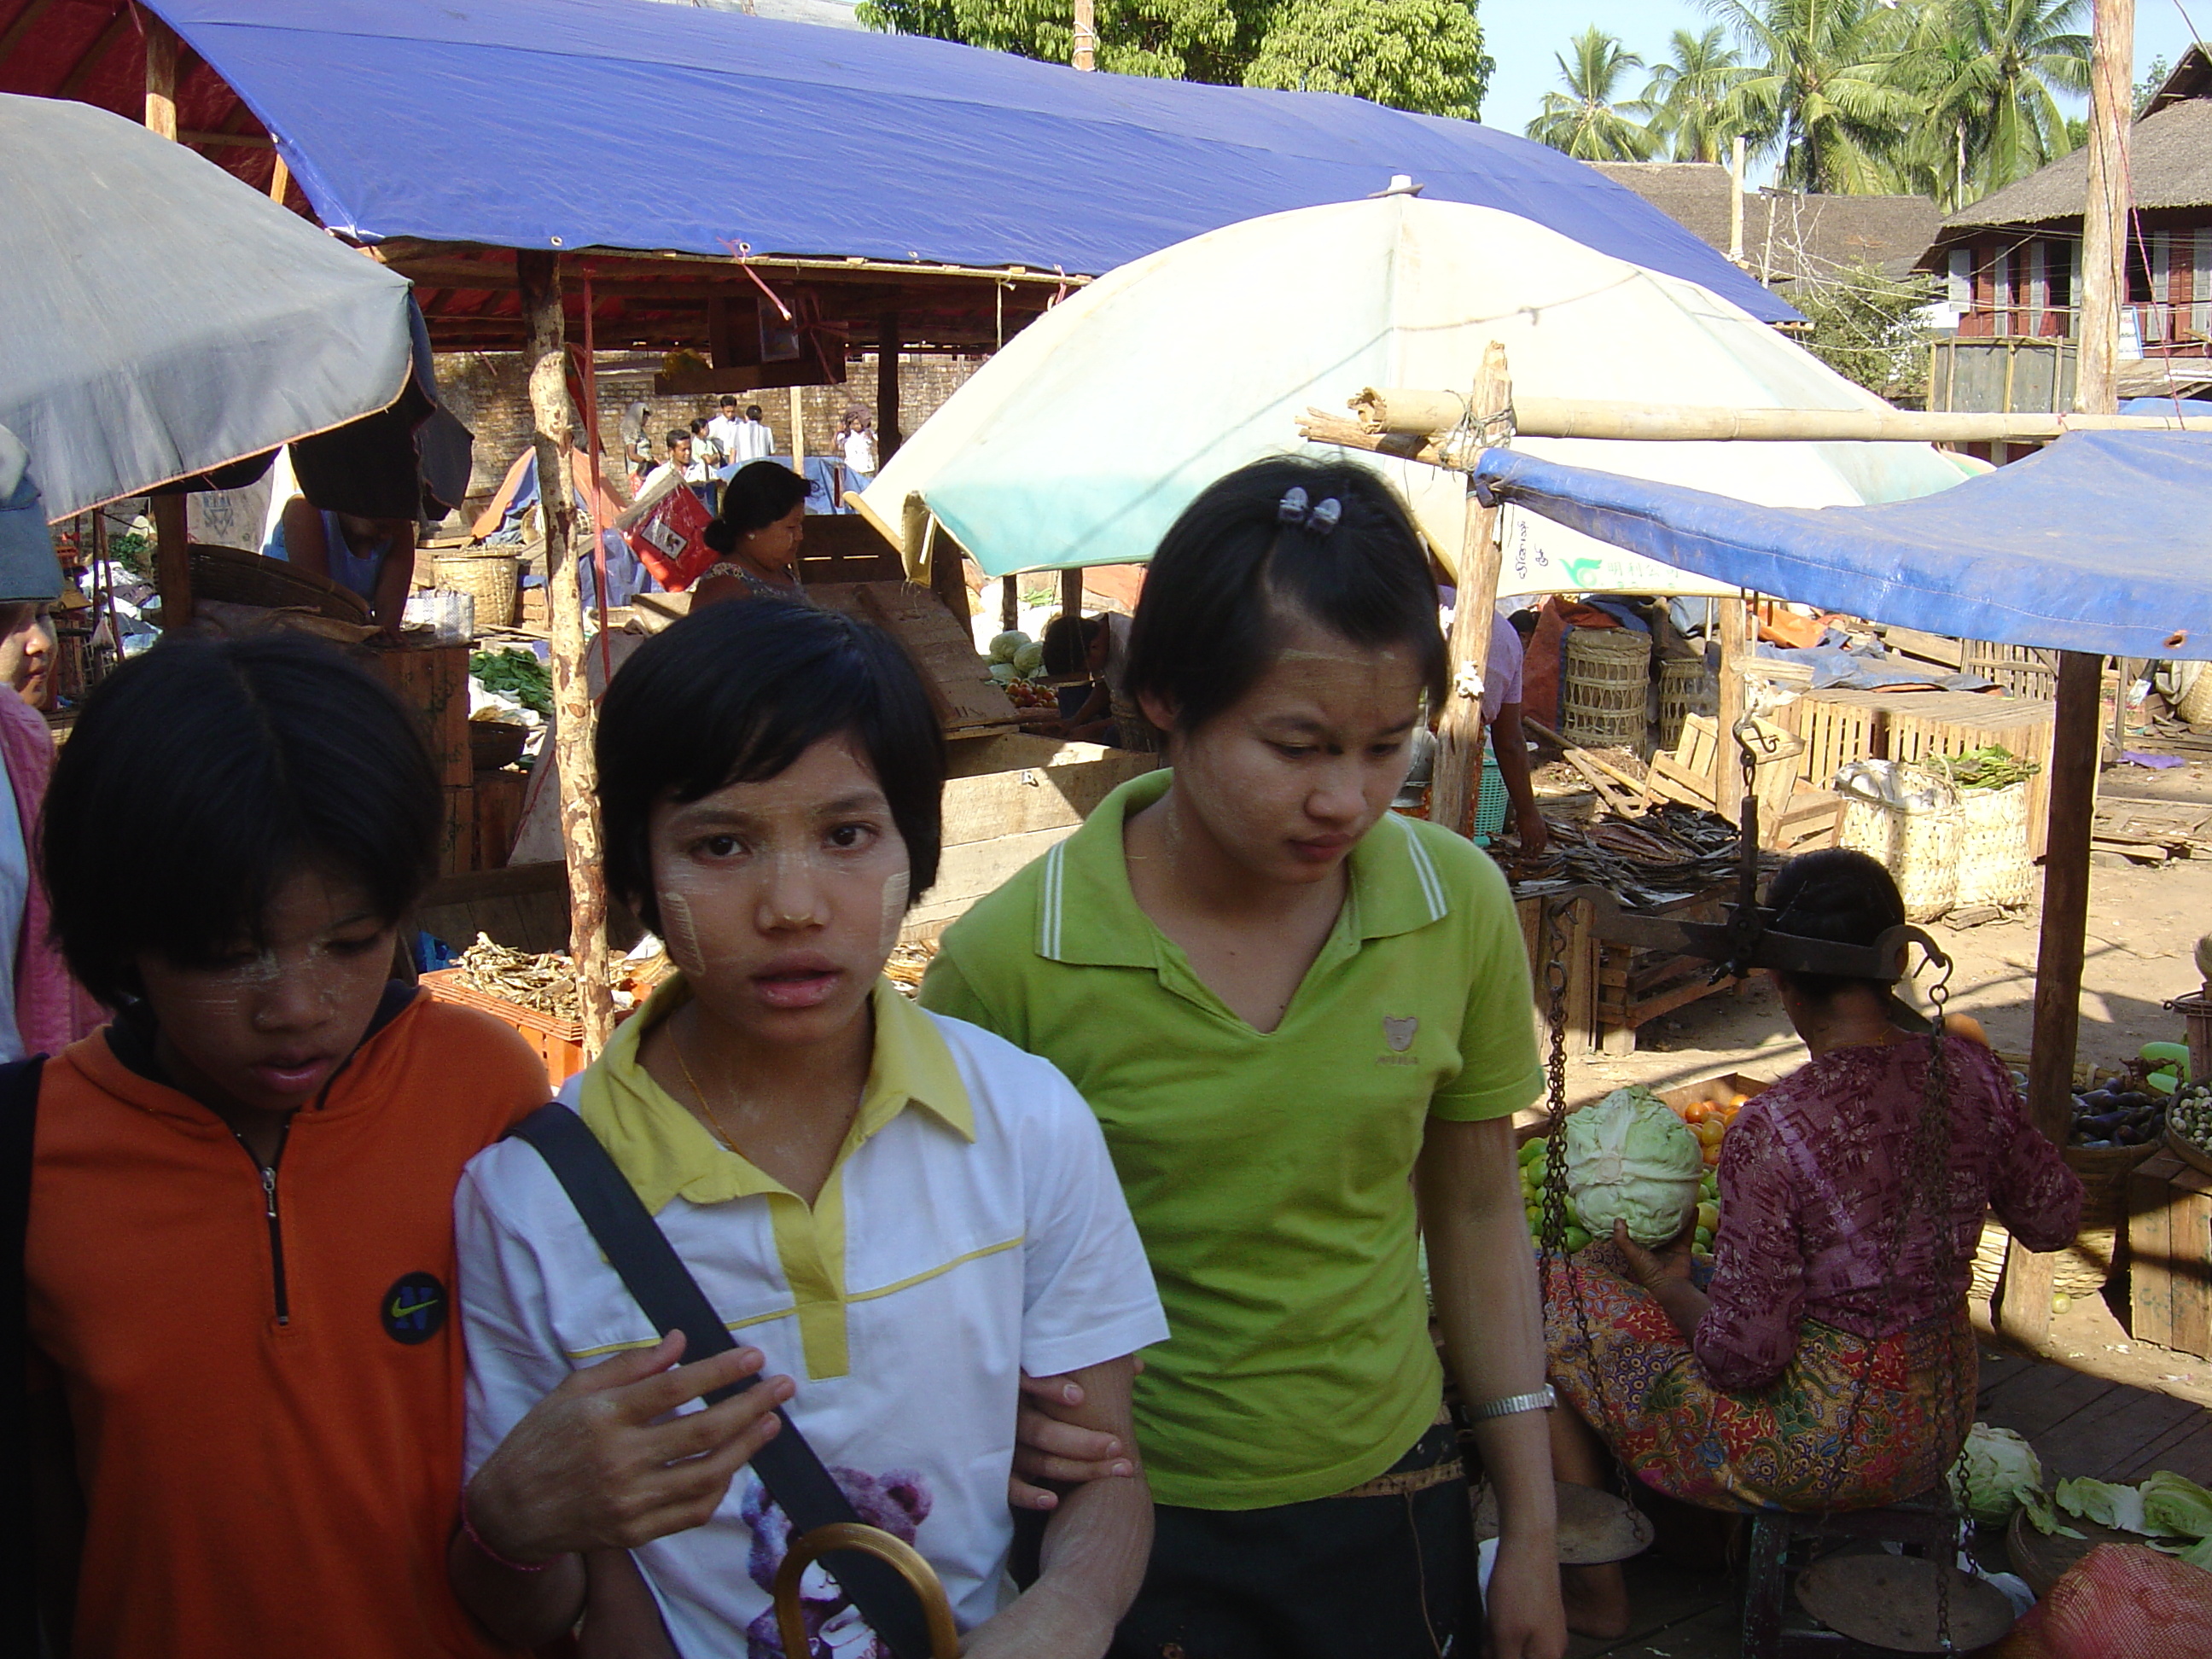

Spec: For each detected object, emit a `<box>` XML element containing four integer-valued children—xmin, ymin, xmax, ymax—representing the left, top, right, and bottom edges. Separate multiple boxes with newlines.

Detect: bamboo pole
<box><xmin>1000</xmin><ymin>574</ymin><xmax>1018</xmax><ymax>632</ymax></box>
<box><xmin>2000</xmin><ymin>0</ymin><xmax>2133</xmax><ymax>1350</ymax></box>
<box><xmin>517</xmin><ymin>250</ymin><xmax>615</xmax><ymax>1056</ymax></box>
<box><xmin>268</xmin><ymin>154</ymin><xmax>289</xmax><ymax>204</ymax></box>
<box><xmin>1727</xmin><ymin>137</ymin><xmax>1746</xmax><ymax>265</ymax></box>
<box><xmin>1429</xmin><ymin>342</ymin><xmax>1510</xmax><ymax>839</ymax></box>
<box><xmin>1715</xmin><ymin>595</ymin><xmax>1749</xmax><ymax>818</ymax></box>
<box><xmin>1072</xmin><ymin>0</ymin><xmax>1096</xmax><ymax>70</ymax></box>
<box><xmin>143</xmin><ymin>14</ymin><xmax>178</xmax><ymax>141</ymax></box>
<box><xmin>1344</xmin><ymin>390</ymin><xmax>2199</xmax><ymax>447</ymax></box>
<box><xmin>789</xmin><ymin>387</ymin><xmax>806</xmax><ymax>477</ymax></box>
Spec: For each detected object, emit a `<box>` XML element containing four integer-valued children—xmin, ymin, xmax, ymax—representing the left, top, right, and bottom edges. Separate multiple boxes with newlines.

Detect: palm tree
<box><xmin>1527</xmin><ymin>27</ymin><xmax>1659</xmax><ymax>161</ymax></box>
<box><xmin>1645</xmin><ymin>26</ymin><xmax>1747</xmax><ymax>164</ymax></box>
<box><xmin>1704</xmin><ymin>0</ymin><xmax>1919</xmax><ymax>193</ymax></box>
<box><xmin>1892</xmin><ymin>0</ymin><xmax>2089</xmax><ymax>208</ymax></box>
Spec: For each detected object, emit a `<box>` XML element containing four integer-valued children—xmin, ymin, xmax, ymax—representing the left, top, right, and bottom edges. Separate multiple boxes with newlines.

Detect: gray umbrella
<box><xmin>0</xmin><ymin>94</ymin><xmax>416</xmax><ymax>522</ymax></box>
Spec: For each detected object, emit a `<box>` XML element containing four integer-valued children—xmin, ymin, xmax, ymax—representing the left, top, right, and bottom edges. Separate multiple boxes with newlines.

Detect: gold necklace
<box><xmin>672</xmin><ymin>1028</ymin><xmax>748</xmax><ymax>1158</ymax></box>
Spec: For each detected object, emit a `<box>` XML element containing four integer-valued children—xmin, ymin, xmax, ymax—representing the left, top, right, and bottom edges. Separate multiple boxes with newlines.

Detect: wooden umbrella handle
<box><xmin>771</xmin><ymin>1521</ymin><xmax>962</xmax><ymax>1659</ymax></box>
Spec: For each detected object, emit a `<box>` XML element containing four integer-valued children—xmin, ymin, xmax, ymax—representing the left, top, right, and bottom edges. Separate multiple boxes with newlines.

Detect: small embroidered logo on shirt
<box><xmin>381</xmin><ymin>1272</ymin><xmax>447</xmax><ymax>1345</ymax></box>
<box><xmin>1382</xmin><ymin>1016</ymin><xmax>1419</xmax><ymax>1052</ymax></box>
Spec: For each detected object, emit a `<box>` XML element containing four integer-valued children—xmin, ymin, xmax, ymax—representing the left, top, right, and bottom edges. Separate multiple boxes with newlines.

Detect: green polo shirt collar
<box><xmin>1036</xmin><ymin>769</ymin><xmax>1452</xmax><ymax>969</ymax></box>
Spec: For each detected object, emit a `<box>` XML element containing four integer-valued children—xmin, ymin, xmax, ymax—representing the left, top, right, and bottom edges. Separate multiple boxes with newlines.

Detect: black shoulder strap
<box><xmin>2</xmin><ymin>1057</ymin><xmax>49</xmax><ymax>1658</ymax></box>
<box><xmin>508</xmin><ymin>1103</ymin><xmax>934</xmax><ymax>1659</ymax></box>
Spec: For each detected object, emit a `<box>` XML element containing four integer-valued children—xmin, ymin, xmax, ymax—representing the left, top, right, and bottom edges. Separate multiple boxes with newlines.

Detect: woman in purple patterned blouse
<box><xmin>1543</xmin><ymin>848</ymin><xmax>2082</xmax><ymax>1639</ymax></box>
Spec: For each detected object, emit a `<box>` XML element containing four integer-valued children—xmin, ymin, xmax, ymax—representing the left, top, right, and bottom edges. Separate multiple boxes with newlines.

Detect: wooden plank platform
<box><xmin>1979</xmin><ymin>1348</ymin><xmax>2212</xmax><ymax>1487</ymax></box>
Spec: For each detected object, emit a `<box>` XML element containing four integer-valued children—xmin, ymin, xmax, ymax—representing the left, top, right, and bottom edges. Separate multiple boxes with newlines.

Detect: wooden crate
<box><xmin>1773</xmin><ymin>687</ymin><xmax>2057</xmax><ymax>858</ymax></box>
<box><xmin>1516</xmin><ymin>891</ymin><xmax>1600</xmax><ymax>1057</ymax></box>
<box><xmin>362</xmin><ymin>640</ymin><xmax>473</xmax><ymax>788</ymax></box>
<box><xmin>422</xmin><ymin>968</ymin><xmax>582</xmax><ymax>1087</ymax></box>
<box><xmin>1963</xmin><ymin>642</ymin><xmax>2059</xmax><ymax>700</ymax></box>
<box><xmin>1594</xmin><ymin>888</ymin><xmax>1741</xmax><ymax>1056</ymax></box>
<box><xmin>1657</xmin><ymin>1071</ymin><xmax>1773</xmax><ymax>1113</ymax></box>
<box><xmin>809</xmin><ymin>580</ymin><xmax>1022</xmax><ymax>736</ymax></box>
<box><xmin>439</xmin><ymin>783</ymin><xmax>475</xmax><ymax>876</ymax></box>
<box><xmin>474</xmin><ymin>768</ymin><xmax>529</xmax><ymax>871</ymax></box>
<box><xmin>2128</xmin><ymin>1151</ymin><xmax>2212</xmax><ymax>1359</ymax></box>
<box><xmin>900</xmin><ymin>734</ymin><xmax>1159</xmax><ymax>937</ymax></box>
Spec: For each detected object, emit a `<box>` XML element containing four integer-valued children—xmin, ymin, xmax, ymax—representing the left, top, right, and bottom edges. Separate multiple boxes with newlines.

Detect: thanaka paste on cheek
<box><xmin>658</xmin><ymin>888</ymin><xmax>710</xmax><ymax>978</ymax></box>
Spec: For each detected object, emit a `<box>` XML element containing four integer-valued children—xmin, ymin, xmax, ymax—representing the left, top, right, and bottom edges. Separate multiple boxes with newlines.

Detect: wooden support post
<box><xmin>789</xmin><ymin>387</ymin><xmax>806</xmax><ymax>476</ymax></box>
<box><xmin>1060</xmin><ymin>567</ymin><xmax>1082</xmax><ymax>627</ymax></box>
<box><xmin>1431</xmin><ymin>341</ymin><xmax>1510</xmax><ymax>839</ymax></box>
<box><xmin>1716</xmin><ymin>595</ymin><xmax>1749</xmax><ymax>818</ymax></box>
<box><xmin>151</xmin><ymin>494</ymin><xmax>191</xmax><ymax>629</ymax></box>
<box><xmin>268</xmin><ymin>155</ymin><xmax>289</xmax><ymax>204</ymax></box>
<box><xmin>2000</xmin><ymin>652</ymin><xmax>2104</xmax><ymax>1345</ymax></box>
<box><xmin>143</xmin><ymin>13</ymin><xmax>178</xmax><ymax>141</ymax></box>
<box><xmin>1000</xmin><ymin>574</ymin><xmax>1018</xmax><ymax>632</ymax></box>
<box><xmin>877</xmin><ymin>315</ymin><xmax>904</xmax><ymax>463</ymax></box>
<box><xmin>517</xmin><ymin>250</ymin><xmax>615</xmax><ymax>1057</ymax></box>
<box><xmin>2075</xmin><ymin>0</ymin><xmax>2134</xmax><ymax>415</ymax></box>
<box><xmin>1727</xmin><ymin>136</ymin><xmax>1745</xmax><ymax>265</ymax></box>
<box><xmin>1072</xmin><ymin>0</ymin><xmax>1097</xmax><ymax>70</ymax></box>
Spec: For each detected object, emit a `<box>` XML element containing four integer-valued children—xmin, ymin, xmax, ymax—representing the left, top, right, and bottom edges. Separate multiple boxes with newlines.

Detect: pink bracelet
<box><xmin>460</xmin><ymin>1494</ymin><xmax>556</xmax><ymax>1574</ymax></box>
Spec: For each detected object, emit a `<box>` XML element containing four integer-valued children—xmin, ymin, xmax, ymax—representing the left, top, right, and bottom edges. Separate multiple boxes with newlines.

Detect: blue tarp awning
<box><xmin>147</xmin><ymin>0</ymin><xmax>1794</xmax><ymax>323</ymax></box>
<box><xmin>1470</xmin><ymin>430</ymin><xmax>2212</xmax><ymax>660</ymax></box>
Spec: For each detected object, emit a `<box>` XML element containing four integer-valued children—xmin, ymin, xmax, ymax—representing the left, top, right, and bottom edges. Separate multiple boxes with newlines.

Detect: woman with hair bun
<box><xmin>695</xmin><ymin>460</ymin><xmax>812</xmax><ymax>608</ymax></box>
<box><xmin>1544</xmin><ymin>847</ymin><xmax>2082</xmax><ymax>1637</ymax></box>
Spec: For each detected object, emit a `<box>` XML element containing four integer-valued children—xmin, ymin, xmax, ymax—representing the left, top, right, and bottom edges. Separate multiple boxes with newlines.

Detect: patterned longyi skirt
<box><xmin>1542</xmin><ymin>1248</ymin><xmax>1977</xmax><ymax>1515</ymax></box>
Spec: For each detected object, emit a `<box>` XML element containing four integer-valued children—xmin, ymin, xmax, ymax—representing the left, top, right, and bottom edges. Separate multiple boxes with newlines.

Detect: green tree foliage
<box><xmin>1644</xmin><ymin>26</ymin><xmax>1746</xmax><ymax>163</ymax></box>
<box><xmin>1889</xmin><ymin>0</ymin><xmax>2088</xmax><ymax>208</ymax></box>
<box><xmin>1794</xmin><ymin>261</ymin><xmax>1939</xmax><ymax>400</ymax></box>
<box><xmin>1525</xmin><ymin>26</ymin><xmax>1658</xmax><ymax>160</ymax></box>
<box><xmin>1702</xmin><ymin>0</ymin><xmax>1918</xmax><ymax>193</ymax></box>
<box><xmin>1245</xmin><ymin>0</ymin><xmax>1492</xmax><ymax>120</ymax></box>
<box><xmin>2136</xmin><ymin>54</ymin><xmax>2172</xmax><ymax>117</ymax></box>
<box><xmin>857</xmin><ymin>0</ymin><xmax>1491</xmax><ymax>117</ymax></box>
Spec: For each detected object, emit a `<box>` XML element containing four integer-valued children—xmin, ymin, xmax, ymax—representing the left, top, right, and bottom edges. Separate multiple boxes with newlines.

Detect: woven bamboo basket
<box><xmin>1656</xmin><ymin>657</ymin><xmax>1709</xmax><ymax>753</ymax></box>
<box><xmin>1834</xmin><ymin>764</ymin><xmax>1961</xmax><ymax>923</ymax></box>
<box><xmin>188</xmin><ymin>543</ymin><xmax>370</xmax><ymax>624</ymax></box>
<box><xmin>2179</xmin><ymin>662</ymin><xmax>2212</xmax><ymax>727</ymax></box>
<box><xmin>1562</xmin><ymin>627</ymin><xmax>1651</xmax><ymax>750</ymax></box>
<box><xmin>432</xmin><ymin>549</ymin><xmax>519</xmax><ymax>628</ymax></box>
<box><xmin>1950</xmin><ymin>780</ymin><xmax>2034</xmax><ymax>910</ymax></box>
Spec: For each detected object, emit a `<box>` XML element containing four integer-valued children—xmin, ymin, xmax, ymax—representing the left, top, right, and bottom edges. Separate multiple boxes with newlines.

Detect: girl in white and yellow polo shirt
<box><xmin>924</xmin><ymin>457</ymin><xmax>1566</xmax><ymax>1659</ymax></box>
<box><xmin>451</xmin><ymin>601</ymin><xmax>1167</xmax><ymax>1658</ymax></box>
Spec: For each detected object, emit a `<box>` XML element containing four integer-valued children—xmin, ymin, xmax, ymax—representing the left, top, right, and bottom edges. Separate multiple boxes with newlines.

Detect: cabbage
<box><xmin>1949</xmin><ymin>1423</ymin><xmax>2043</xmax><ymax>1524</ymax></box>
<box><xmin>2058</xmin><ymin>1476</ymin><xmax>2150</xmax><ymax>1534</ymax></box>
<box><xmin>987</xmin><ymin>662</ymin><xmax>1017</xmax><ymax>684</ymax></box>
<box><xmin>1013</xmin><ymin>641</ymin><xmax>1046</xmax><ymax>678</ymax></box>
<box><xmin>2141</xmin><ymin>1471</ymin><xmax>2212</xmax><ymax>1540</ymax></box>
<box><xmin>1563</xmin><ymin>1086</ymin><xmax>1703</xmax><ymax>1247</ymax></box>
<box><xmin>988</xmin><ymin>630</ymin><xmax>1030</xmax><ymax>663</ymax></box>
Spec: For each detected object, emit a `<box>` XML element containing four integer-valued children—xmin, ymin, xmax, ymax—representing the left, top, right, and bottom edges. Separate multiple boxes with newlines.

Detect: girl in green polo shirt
<box><xmin>922</xmin><ymin>457</ymin><xmax>1566</xmax><ymax>1659</ymax></box>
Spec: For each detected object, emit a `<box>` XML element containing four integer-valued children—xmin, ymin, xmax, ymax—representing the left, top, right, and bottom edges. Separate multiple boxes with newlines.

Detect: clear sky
<box><xmin>1481</xmin><ymin>0</ymin><xmax>2209</xmax><ymax>163</ymax></box>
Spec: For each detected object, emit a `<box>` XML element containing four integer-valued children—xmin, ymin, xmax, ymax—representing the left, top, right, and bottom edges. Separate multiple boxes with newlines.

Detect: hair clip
<box><xmin>1276</xmin><ymin>488</ymin><xmax>1343</xmax><ymax>534</ymax></box>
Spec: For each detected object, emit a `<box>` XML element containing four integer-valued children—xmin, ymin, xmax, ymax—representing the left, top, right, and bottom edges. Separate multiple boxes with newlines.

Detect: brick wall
<box><xmin>436</xmin><ymin>350</ymin><xmax>985</xmax><ymax>513</ymax></box>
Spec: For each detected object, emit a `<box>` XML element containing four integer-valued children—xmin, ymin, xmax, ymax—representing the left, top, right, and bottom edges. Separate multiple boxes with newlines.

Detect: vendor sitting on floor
<box><xmin>1544</xmin><ymin>847</ymin><xmax>2082</xmax><ymax>1639</ymax></box>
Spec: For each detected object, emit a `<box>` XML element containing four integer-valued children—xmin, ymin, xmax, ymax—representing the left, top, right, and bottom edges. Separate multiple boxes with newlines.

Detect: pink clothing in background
<box><xmin>1695</xmin><ymin>1034</ymin><xmax>2081</xmax><ymax>1392</ymax></box>
<box><xmin>0</xmin><ymin>694</ymin><xmax>100</xmax><ymax>1054</ymax></box>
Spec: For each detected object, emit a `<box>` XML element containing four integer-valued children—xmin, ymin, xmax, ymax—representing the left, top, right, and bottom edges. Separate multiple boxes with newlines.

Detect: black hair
<box><xmin>689</xmin><ymin>418</ymin><xmax>708</xmax><ymax>434</ymax></box>
<box><xmin>43</xmin><ymin>635</ymin><xmax>439</xmax><ymax>1005</ymax></box>
<box><xmin>719</xmin><ymin>395</ymin><xmax>738</xmax><ymax>408</ymax></box>
<box><xmin>666</xmin><ymin>428</ymin><xmax>692</xmax><ymax>450</ymax></box>
<box><xmin>1121</xmin><ymin>456</ymin><xmax>1447</xmax><ymax>732</ymax></box>
<box><xmin>1039</xmin><ymin>611</ymin><xmax>1103</xmax><ymax>678</ymax></box>
<box><xmin>703</xmin><ymin>461</ymin><xmax>812</xmax><ymax>556</ymax></box>
<box><xmin>1763</xmin><ymin>848</ymin><xmax>1906</xmax><ymax>1002</ymax></box>
<box><xmin>596</xmin><ymin>600</ymin><xmax>946</xmax><ymax>934</ymax></box>
<box><xmin>745</xmin><ymin>405</ymin><xmax>764</xmax><ymax>421</ymax></box>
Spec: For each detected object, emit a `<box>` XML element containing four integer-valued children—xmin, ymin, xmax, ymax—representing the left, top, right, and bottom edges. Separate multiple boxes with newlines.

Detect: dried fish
<box><xmin>1506</xmin><ymin>806</ymin><xmax>1775</xmax><ymax>911</ymax></box>
<box><xmin>450</xmin><ymin>933</ymin><xmax>671</xmax><ymax>1021</ymax></box>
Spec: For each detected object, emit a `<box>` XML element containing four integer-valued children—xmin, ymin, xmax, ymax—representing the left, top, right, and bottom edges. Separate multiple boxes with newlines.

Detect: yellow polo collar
<box><xmin>577</xmin><ymin>974</ymin><xmax>975</xmax><ymax>1219</ymax></box>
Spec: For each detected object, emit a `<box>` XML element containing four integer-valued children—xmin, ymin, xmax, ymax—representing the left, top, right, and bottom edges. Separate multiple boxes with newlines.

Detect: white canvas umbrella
<box><xmin>854</xmin><ymin>195</ymin><xmax>1974</xmax><ymax>592</ymax></box>
<box><xmin>1</xmin><ymin>95</ymin><xmax>417</xmax><ymax>521</ymax></box>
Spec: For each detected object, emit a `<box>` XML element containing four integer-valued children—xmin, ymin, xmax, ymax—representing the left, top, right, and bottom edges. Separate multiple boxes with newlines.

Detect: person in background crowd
<box><xmin>704</xmin><ymin>396</ymin><xmax>745</xmax><ymax>469</ymax></box>
<box><xmin>1476</xmin><ymin>606</ymin><xmax>1545</xmax><ymax>854</ymax></box>
<box><xmin>1039</xmin><ymin>611</ymin><xmax>1151</xmax><ymax>751</ymax></box>
<box><xmin>923</xmin><ymin>457</ymin><xmax>1565</xmax><ymax>1659</ymax></box>
<box><xmin>688</xmin><ymin>418</ymin><xmax>725</xmax><ymax>472</ymax></box>
<box><xmin>840</xmin><ymin>410</ymin><xmax>879</xmax><ymax>483</ymax></box>
<box><xmin>641</xmin><ymin>430</ymin><xmax>705</xmax><ymax>498</ymax></box>
<box><xmin>0</xmin><ymin>430</ymin><xmax>99</xmax><ymax>1063</ymax></box>
<box><xmin>727</xmin><ymin>404</ymin><xmax>776</xmax><ymax>466</ymax></box>
<box><xmin>0</xmin><ymin>601</ymin><xmax>55</xmax><ymax>711</ymax></box>
<box><xmin>694</xmin><ymin>461</ymin><xmax>812</xmax><ymax>609</ymax></box>
<box><xmin>277</xmin><ymin>500</ymin><xmax>417</xmax><ymax>641</ymax></box>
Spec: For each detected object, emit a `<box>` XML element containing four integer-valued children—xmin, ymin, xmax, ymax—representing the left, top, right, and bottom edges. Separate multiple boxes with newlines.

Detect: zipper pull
<box><xmin>260</xmin><ymin>1164</ymin><xmax>278</xmax><ymax>1220</ymax></box>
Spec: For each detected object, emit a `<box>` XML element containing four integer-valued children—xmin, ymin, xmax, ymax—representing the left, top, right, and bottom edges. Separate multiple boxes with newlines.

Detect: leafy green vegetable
<box><xmin>2018</xmin><ymin>1486</ymin><xmax>2084</xmax><ymax>1540</ymax></box>
<box><xmin>1563</xmin><ymin>1086</ymin><xmax>1703</xmax><ymax>1247</ymax></box>
<box><xmin>987</xmin><ymin>630</ymin><xmax>1029</xmax><ymax>663</ymax></box>
<box><xmin>470</xmin><ymin>649</ymin><xmax>552</xmax><ymax>717</ymax></box>
<box><xmin>1934</xmin><ymin>745</ymin><xmax>2040</xmax><ymax>791</ymax></box>
<box><xmin>2058</xmin><ymin>1476</ymin><xmax>2150</xmax><ymax>1534</ymax></box>
<box><xmin>2141</xmin><ymin>1471</ymin><xmax>2212</xmax><ymax>1540</ymax></box>
<box><xmin>1949</xmin><ymin>1423</ymin><xmax>2043</xmax><ymax>1525</ymax></box>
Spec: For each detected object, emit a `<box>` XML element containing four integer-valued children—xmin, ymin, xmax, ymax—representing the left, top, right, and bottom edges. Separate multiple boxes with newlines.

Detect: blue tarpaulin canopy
<box><xmin>1470</xmin><ymin>431</ymin><xmax>2212</xmax><ymax>660</ymax></box>
<box><xmin>146</xmin><ymin>0</ymin><xmax>1791</xmax><ymax>323</ymax></box>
